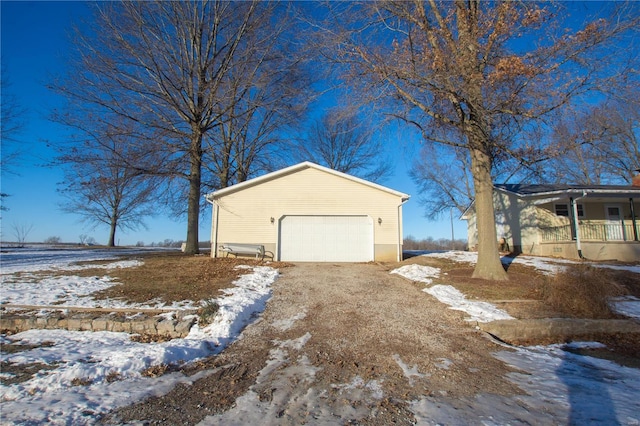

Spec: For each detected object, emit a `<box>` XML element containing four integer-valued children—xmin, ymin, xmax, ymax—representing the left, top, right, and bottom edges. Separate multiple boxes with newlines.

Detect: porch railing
<box><xmin>541</xmin><ymin>223</ymin><xmax>640</xmax><ymax>242</ymax></box>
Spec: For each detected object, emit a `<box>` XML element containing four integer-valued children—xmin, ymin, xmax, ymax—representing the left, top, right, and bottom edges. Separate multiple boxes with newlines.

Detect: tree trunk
<box><xmin>470</xmin><ymin>146</ymin><xmax>508</xmax><ymax>280</ymax></box>
<box><xmin>185</xmin><ymin>132</ymin><xmax>203</xmax><ymax>255</ymax></box>
<box><xmin>108</xmin><ymin>218</ymin><xmax>117</xmax><ymax>247</ymax></box>
<box><xmin>455</xmin><ymin>0</ymin><xmax>508</xmax><ymax>281</ymax></box>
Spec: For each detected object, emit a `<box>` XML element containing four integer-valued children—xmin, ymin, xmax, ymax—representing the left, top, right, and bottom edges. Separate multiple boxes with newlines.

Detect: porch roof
<box><xmin>495</xmin><ymin>184</ymin><xmax>640</xmax><ymax>203</ymax></box>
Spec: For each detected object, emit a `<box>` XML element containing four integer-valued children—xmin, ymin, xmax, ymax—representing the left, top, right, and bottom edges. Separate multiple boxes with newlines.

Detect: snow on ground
<box><xmin>424</xmin><ymin>284</ymin><xmax>514</xmax><ymax>322</ymax></box>
<box><xmin>1</xmin><ymin>250</ymin><xmax>190</xmax><ymax>309</ymax></box>
<box><xmin>390</xmin><ymin>264</ymin><xmax>441</xmax><ymax>284</ymax></box>
<box><xmin>1</xmin><ymin>275</ymin><xmax>120</xmax><ymax>307</ymax></box>
<box><xmin>390</xmin><ymin>251</ymin><xmax>640</xmax><ymax>424</ymax></box>
<box><xmin>413</xmin><ymin>249</ymin><xmax>575</xmax><ymax>275</ymax></box>
<box><xmin>390</xmin><ymin>264</ymin><xmax>514</xmax><ymax>322</ymax></box>
<box><xmin>2</xmin><ymin>248</ymin><xmax>640</xmax><ymax>424</ymax></box>
<box><xmin>410</xmin><ymin>341</ymin><xmax>640</xmax><ymax>425</ymax></box>
<box><xmin>411</xmin><ymin>249</ymin><xmax>640</xmax><ymax>275</ymax></box>
<box><xmin>610</xmin><ymin>296</ymin><xmax>640</xmax><ymax>320</ymax></box>
<box><xmin>492</xmin><ymin>342</ymin><xmax>640</xmax><ymax>425</ymax></box>
<box><xmin>0</xmin><ymin>248</ymin><xmax>279</xmax><ymax>425</ymax></box>
<box><xmin>410</xmin><ymin>251</ymin><xmax>640</xmax><ymax>322</ymax></box>
<box><xmin>0</xmin><ymin>246</ymin><xmax>154</xmax><ymax>275</ymax></box>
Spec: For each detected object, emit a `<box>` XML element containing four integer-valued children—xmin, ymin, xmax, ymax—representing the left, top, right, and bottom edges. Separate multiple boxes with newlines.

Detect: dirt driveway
<box><xmin>103</xmin><ymin>262</ymin><xmax>521</xmax><ymax>425</ymax></box>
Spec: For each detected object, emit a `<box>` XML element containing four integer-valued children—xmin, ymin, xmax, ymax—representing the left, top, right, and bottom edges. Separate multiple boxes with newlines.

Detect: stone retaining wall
<box><xmin>1</xmin><ymin>309</ymin><xmax>198</xmax><ymax>339</ymax></box>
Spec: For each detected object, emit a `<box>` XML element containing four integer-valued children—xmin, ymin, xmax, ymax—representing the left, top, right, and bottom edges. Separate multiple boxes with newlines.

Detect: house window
<box><xmin>554</xmin><ymin>203</ymin><xmax>584</xmax><ymax>218</ymax></box>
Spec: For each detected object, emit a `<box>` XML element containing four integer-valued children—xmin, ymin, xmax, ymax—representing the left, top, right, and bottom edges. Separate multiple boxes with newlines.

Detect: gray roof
<box><xmin>495</xmin><ymin>183</ymin><xmax>640</xmax><ymax>198</ymax></box>
<box><xmin>460</xmin><ymin>183</ymin><xmax>640</xmax><ymax>219</ymax></box>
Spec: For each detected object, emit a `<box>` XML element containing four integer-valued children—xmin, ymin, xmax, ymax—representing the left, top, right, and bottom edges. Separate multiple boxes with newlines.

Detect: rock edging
<box><xmin>0</xmin><ymin>308</ymin><xmax>197</xmax><ymax>338</ymax></box>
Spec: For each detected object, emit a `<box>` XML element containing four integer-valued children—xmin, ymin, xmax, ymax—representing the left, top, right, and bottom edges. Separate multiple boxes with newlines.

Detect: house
<box><xmin>462</xmin><ymin>183</ymin><xmax>640</xmax><ymax>262</ymax></box>
<box><xmin>205</xmin><ymin>162</ymin><xmax>410</xmax><ymax>262</ymax></box>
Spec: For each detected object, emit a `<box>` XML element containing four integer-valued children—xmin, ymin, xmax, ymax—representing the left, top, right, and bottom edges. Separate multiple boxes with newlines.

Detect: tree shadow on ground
<box><xmin>557</xmin><ymin>348</ymin><xmax>620</xmax><ymax>425</ymax></box>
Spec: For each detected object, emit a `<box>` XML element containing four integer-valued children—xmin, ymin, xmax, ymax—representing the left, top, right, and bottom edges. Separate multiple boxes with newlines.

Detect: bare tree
<box><xmin>56</xmin><ymin>129</ymin><xmax>159</xmax><ymax>247</ymax></box>
<box><xmin>11</xmin><ymin>223</ymin><xmax>33</xmax><ymax>247</ymax></box>
<box><xmin>203</xmin><ymin>16</ymin><xmax>310</xmax><ymax>189</ymax></box>
<box><xmin>549</xmin><ymin>86</ymin><xmax>640</xmax><ymax>185</ymax></box>
<box><xmin>317</xmin><ymin>1</ymin><xmax>639</xmax><ymax>280</ymax></box>
<box><xmin>548</xmin><ymin>108</ymin><xmax>613</xmax><ymax>185</ymax></box>
<box><xmin>410</xmin><ymin>145</ymin><xmax>475</xmax><ymax>219</ymax></box>
<box><xmin>52</xmin><ymin>1</ymin><xmax>299</xmax><ymax>254</ymax></box>
<box><xmin>411</xmin><ymin>126</ymin><xmax>550</xmax><ymax>219</ymax></box>
<box><xmin>293</xmin><ymin>109</ymin><xmax>393</xmax><ymax>183</ymax></box>
<box><xmin>602</xmin><ymin>101</ymin><xmax>640</xmax><ymax>183</ymax></box>
<box><xmin>1</xmin><ymin>66</ymin><xmax>26</xmax><ymax>210</ymax></box>
<box><xmin>79</xmin><ymin>234</ymin><xmax>98</xmax><ymax>245</ymax></box>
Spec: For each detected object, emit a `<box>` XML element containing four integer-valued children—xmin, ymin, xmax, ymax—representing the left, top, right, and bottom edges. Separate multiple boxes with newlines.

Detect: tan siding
<box><xmin>536</xmin><ymin>201</ymin><xmax>635</xmax><ymax>223</ymax></box>
<box><xmin>213</xmin><ymin>167</ymin><xmax>405</xmax><ymax>261</ymax></box>
<box><xmin>375</xmin><ymin>244</ymin><xmax>400</xmax><ymax>262</ymax></box>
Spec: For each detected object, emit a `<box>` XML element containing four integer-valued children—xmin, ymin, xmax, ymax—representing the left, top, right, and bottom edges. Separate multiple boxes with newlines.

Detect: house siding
<box><xmin>466</xmin><ymin>186</ymin><xmax>640</xmax><ymax>261</ymax></box>
<box><xmin>211</xmin><ymin>167</ymin><xmax>405</xmax><ymax>262</ymax></box>
<box><xmin>468</xmin><ymin>191</ymin><xmax>541</xmax><ymax>253</ymax></box>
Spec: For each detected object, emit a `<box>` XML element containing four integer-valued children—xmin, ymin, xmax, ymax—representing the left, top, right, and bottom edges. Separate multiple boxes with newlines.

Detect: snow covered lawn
<box><xmin>0</xmin><ymin>247</ymin><xmax>279</xmax><ymax>425</ymax></box>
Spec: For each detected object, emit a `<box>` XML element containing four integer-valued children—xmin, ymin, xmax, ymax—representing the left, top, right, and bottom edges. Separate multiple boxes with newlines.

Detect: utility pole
<box><xmin>450</xmin><ymin>207</ymin><xmax>455</xmax><ymax>250</ymax></box>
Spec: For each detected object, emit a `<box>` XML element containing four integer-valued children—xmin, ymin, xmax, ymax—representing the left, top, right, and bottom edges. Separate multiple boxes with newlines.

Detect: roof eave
<box><xmin>496</xmin><ymin>185</ymin><xmax>640</xmax><ymax>199</ymax></box>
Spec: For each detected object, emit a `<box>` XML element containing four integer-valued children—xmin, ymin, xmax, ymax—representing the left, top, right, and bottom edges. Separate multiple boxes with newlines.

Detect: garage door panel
<box><xmin>280</xmin><ymin>216</ymin><xmax>373</xmax><ymax>262</ymax></box>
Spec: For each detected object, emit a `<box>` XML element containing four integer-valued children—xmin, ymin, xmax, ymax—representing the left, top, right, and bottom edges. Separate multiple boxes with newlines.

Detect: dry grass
<box><xmin>606</xmin><ymin>268</ymin><xmax>640</xmax><ymax>297</ymax></box>
<box><xmin>542</xmin><ymin>264</ymin><xmax>629</xmax><ymax>319</ymax></box>
<box><xmin>141</xmin><ymin>364</ymin><xmax>170</xmax><ymax>378</ymax></box>
<box><xmin>411</xmin><ymin>255</ymin><xmax>638</xmax><ymax>321</ymax></box>
<box><xmin>106</xmin><ymin>371</ymin><xmax>123</xmax><ymax>383</ymax></box>
<box><xmin>71</xmin><ymin>377</ymin><xmax>93</xmax><ymax>387</ymax></box>
<box><xmin>445</xmin><ymin>268</ymin><xmax>546</xmax><ymax>301</ymax></box>
<box><xmin>92</xmin><ymin>253</ymin><xmax>291</xmax><ymax>304</ymax></box>
<box><xmin>197</xmin><ymin>299</ymin><xmax>220</xmax><ymax>326</ymax></box>
<box><xmin>89</xmin><ymin>252</ymin><xmax>638</xmax><ymax>321</ymax></box>
<box><xmin>0</xmin><ymin>361</ymin><xmax>59</xmax><ymax>385</ymax></box>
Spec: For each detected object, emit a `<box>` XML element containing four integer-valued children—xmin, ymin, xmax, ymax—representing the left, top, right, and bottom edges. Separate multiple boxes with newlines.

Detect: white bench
<box><xmin>219</xmin><ymin>243</ymin><xmax>273</xmax><ymax>260</ymax></box>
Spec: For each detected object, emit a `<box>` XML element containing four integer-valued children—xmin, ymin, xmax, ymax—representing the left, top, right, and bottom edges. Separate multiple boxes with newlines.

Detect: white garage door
<box><xmin>279</xmin><ymin>216</ymin><xmax>374</xmax><ymax>262</ymax></box>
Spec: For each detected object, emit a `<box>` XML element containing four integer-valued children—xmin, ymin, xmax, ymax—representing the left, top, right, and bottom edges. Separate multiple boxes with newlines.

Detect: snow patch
<box><xmin>271</xmin><ymin>311</ymin><xmax>307</xmax><ymax>331</ymax></box>
<box><xmin>419</xmin><ymin>250</ymin><xmax>640</xmax><ymax>276</ymax></box>
<box><xmin>435</xmin><ymin>358</ymin><xmax>453</xmax><ymax>370</ymax></box>
<box><xmin>274</xmin><ymin>332</ymin><xmax>312</xmax><ymax>351</ymax></box>
<box><xmin>200</xmin><ymin>333</ymin><xmax>321</xmax><ymax>425</ymax></box>
<box><xmin>1</xmin><ymin>275</ymin><xmax>116</xmax><ymax>306</ymax></box>
<box><xmin>392</xmin><ymin>354</ymin><xmax>429</xmax><ymax>385</ymax></box>
<box><xmin>390</xmin><ymin>264</ymin><xmax>441</xmax><ymax>284</ymax></box>
<box><xmin>332</xmin><ymin>376</ymin><xmax>385</xmax><ymax>400</ymax></box>
<box><xmin>610</xmin><ymin>296</ymin><xmax>640</xmax><ymax>320</ymax></box>
<box><xmin>423</xmin><ymin>285</ymin><xmax>514</xmax><ymax>323</ymax></box>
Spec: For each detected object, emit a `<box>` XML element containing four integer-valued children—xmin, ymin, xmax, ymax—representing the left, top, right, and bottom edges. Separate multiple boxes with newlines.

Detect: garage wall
<box><xmin>212</xmin><ymin>166</ymin><xmax>405</xmax><ymax>262</ymax></box>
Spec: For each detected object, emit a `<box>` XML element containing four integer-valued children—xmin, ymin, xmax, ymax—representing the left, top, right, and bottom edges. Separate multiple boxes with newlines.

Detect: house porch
<box><xmin>539</xmin><ymin>221</ymin><xmax>640</xmax><ymax>262</ymax></box>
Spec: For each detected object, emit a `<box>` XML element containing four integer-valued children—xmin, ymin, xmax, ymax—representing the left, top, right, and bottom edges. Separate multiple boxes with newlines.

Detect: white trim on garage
<box><xmin>279</xmin><ymin>215</ymin><xmax>374</xmax><ymax>262</ymax></box>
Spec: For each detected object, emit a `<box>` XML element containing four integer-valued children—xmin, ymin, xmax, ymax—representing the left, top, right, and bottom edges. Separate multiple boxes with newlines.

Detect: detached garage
<box><xmin>206</xmin><ymin>162</ymin><xmax>410</xmax><ymax>262</ymax></box>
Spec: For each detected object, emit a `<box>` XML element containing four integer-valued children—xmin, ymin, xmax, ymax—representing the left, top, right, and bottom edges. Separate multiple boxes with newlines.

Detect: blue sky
<box><xmin>0</xmin><ymin>1</ymin><xmax>466</xmax><ymax>246</ymax></box>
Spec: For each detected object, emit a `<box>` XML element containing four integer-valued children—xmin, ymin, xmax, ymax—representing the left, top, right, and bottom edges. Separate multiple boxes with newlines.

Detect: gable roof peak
<box><xmin>207</xmin><ymin>161</ymin><xmax>410</xmax><ymax>200</ymax></box>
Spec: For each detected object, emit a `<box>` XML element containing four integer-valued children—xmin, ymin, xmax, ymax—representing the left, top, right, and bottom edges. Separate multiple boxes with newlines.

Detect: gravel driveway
<box><xmin>103</xmin><ymin>262</ymin><xmax>520</xmax><ymax>425</ymax></box>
